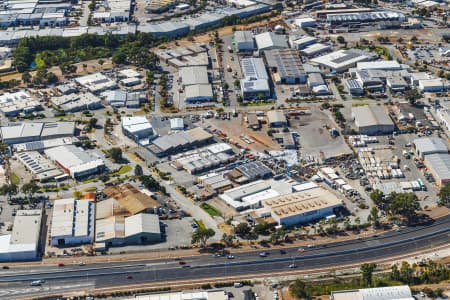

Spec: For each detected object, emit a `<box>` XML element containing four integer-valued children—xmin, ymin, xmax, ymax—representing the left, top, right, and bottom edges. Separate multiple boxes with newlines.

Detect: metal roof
<box><xmin>179</xmin><ymin>66</ymin><xmax>209</xmax><ymax>86</ymax></box>
<box><xmin>236</xmin><ymin>160</ymin><xmax>273</xmax><ymax>179</ymax></box>
<box><xmin>414</xmin><ymin>137</ymin><xmax>448</xmax><ymax>155</ymax></box>
<box><xmin>265</xmin><ymin>49</ymin><xmax>305</xmax><ymax>79</ymax></box>
<box><xmin>241</xmin><ymin>57</ymin><xmax>269</xmax><ymax>80</ymax></box>
<box><xmin>352</xmin><ymin>104</ymin><xmax>394</xmax><ymax>128</ymax></box>
<box><xmin>424</xmin><ymin>153</ymin><xmax>450</xmax><ymax>181</ymax></box>
<box><xmin>255</xmin><ymin>32</ymin><xmax>288</xmax><ymax>50</ymax></box>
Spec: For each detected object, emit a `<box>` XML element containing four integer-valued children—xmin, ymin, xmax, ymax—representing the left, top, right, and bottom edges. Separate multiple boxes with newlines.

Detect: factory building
<box><xmin>184</xmin><ymin>84</ymin><xmax>214</xmax><ymax>102</ymax></box>
<box><xmin>51</xmin><ymin>198</ymin><xmax>95</xmax><ymax>247</ymax></box>
<box><xmin>255</xmin><ymin>32</ymin><xmax>288</xmax><ymax>53</ymax></box>
<box><xmin>197</xmin><ymin>172</ymin><xmax>233</xmax><ymax>194</ymax></box>
<box><xmin>0</xmin><ymin>121</ymin><xmax>75</xmax><ymax>144</ymax></box>
<box><xmin>294</xmin><ymin>17</ymin><xmax>316</xmax><ymax>28</ymax></box>
<box><xmin>424</xmin><ymin>153</ymin><xmax>450</xmax><ymax>187</ymax></box>
<box><xmin>331</xmin><ymin>285</ymin><xmax>413</xmax><ymax>300</ymax></box>
<box><xmin>311</xmin><ymin>49</ymin><xmax>377</xmax><ymax>73</ymax></box>
<box><xmin>75</xmin><ymin>73</ymin><xmax>117</xmax><ymax>94</ymax></box>
<box><xmin>138</xmin><ymin>21</ymin><xmax>190</xmax><ymax>37</ymax></box>
<box><xmin>289</xmin><ymin>34</ymin><xmax>317</xmax><ymax>50</ymax></box>
<box><xmin>257</xmin><ymin>187</ymin><xmax>343</xmax><ymax>226</ymax></box>
<box><xmin>149</xmin><ymin>127</ymin><xmax>213</xmax><ymax>157</ymax></box>
<box><xmin>0</xmin><ymin>91</ymin><xmax>42</xmax><ymax>117</ymax></box>
<box><xmin>351</xmin><ymin>104</ymin><xmax>395</xmax><ymax>135</ymax></box>
<box><xmin>356</xmin><ymin>60</ymin><xmax>402</xmax><ymax>71</ymax></box>
<box><xmin>326</xmin><ymin>10</ymin><xmax>405</xmax><ymax>26</ymax></box>
<box><xmin>345</xmin><ymin>79</ymin><xmax>364</xmax><ymax>96</ymax></box>
<box><xmin>240</xmin><ymin>57</ymin><xmax>271</xmax><ymax>100</ymax></box>
<box><xmin>50</xmin><ymin>92</ymin><xmax>103</xmax><ymax>113</ymax></box>
<box><xmin>121</xmin><ymin>116</ymin><xmax>154</xmax><ymax>145</ymax></box>
<box><xmin>15</xmin><ymin>151</ymin><xmax>63</xmax><ymax>182</ymax></box>
<box><xmin>0</xmin><ymin>209</ymin><xmax>42</xmax><ymax>262</ymax></box>
<box><xmin>45</xmin><ymin>145</ymin><xmax>105</xmax><ymax>179</ymax></box>
<box><xmin>234</xmin><ymin>30</ymin><xmax>255</xmax><ymax>52</ymax></box>
<box><xmin>413</xmin><ymin>137</ymin><xmax>448</xmax><ymax>159</ymax></box>
<box><xmin>227</xmin><ymin>160</ymin><xmax>273</xmax><ymax>183</ymax></box>
<box><xmin>267</xmin><ymin>110</ymin><xmax>288</xmax><ymax>127</ymax></box>
<box><xmin>300</xmin><ymin>43</ymin><xmax>332</xmax><ymax>57</ymax></box>
<box><xmin>418</xmin><ymin>78</ymin><xmax>449</xmax><ymax>92</ymax></box>
<box><xmin>127</xmin><ymin>290</ymin><xmax>229</xmax><ymax>300</ymax></box>
<box><xmin>179</xmin><ymin>66</ymin><xmax>209</xmax><ymax>86</ymax></box>
<box><xmin>265</xmin><ymin>49</ymin><xmax>306</xmax><ymax>84</ymax></box>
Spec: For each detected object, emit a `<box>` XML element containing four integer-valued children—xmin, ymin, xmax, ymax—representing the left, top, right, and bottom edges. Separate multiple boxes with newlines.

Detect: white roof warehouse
<box><xmin>351</xmin><ymin>104</ymin><xmax>394</xmax><ymax>135</ymax></box>
<box><xmin>45</xmin><ymin>145</ymin><xmax>105</xmax><ymax>179</ymax></box>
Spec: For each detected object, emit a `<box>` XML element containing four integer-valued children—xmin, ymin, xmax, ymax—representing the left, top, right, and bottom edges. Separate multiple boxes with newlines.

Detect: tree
<box><xmin>270</xmin><ymin>227</ymin><xmax>287</xmax><ymax>244</ymax></box>
<box><xmin>191</xmin><ymin>227</ymin><xmax>215</xmax><ymax>248</ymax></box>
<box><xmin>73</xmin><ymin>190</ymin><xmax>83</xmax><ymax>199</ymax></box>
<box><xmin>108</xmin><ymin>147</ymin><xmax>122</xmax><ymax>163</ymax></box>
<box><xmin>370</xmin><ymin>189</ymin><xmax>384</xmax><ymax>207</ymax></box>
<box><xmin>438</xmin><ymin>184</ymin><xmax>450</xmax><ymax>207</ymax></box>
<box><xmin>134</xmin><ymin>165</ymin><xmax>143</xmax><ymax>176</ymax></box>
<box><xmin>0</xmin><ymin>184</ymin><xmax>18</xmax><ymax>201</ymax></box>
<box><xmin>400</xmin><ymin>261</ymin><xmax>414</xmax><ymax>284</ymax></box>
<box><xmin>368</xmin><ymin>206</ymin><xmax>380</xmax><ymax>228</ymax></box>
<box><xmin>234</xmin><ymin>79</ymin><xmax>240</xmax><ymax>88</ymax></box>
<box><xmin>21</xmin><ymin>181</ymin><xmax>39</xmax><ymax>199</ymax></box>
<box><xmin>337</xmin><ymin>36</ymin><xmax>346</xmax><ymax>44</ymax></box>
<box><xmin>361</xmin><ymin>263</ymin><xmax>377</xmax><ymax>286</ymax></box>
<box><xmin>22</xmin><ymin>71</ymin><xmax>32</xmax><ymax>84</ymax></box>
<box><xmin>88</xmin><ymin>117</ymin><xmax>97</xmax><ymax>130</ymax></box>
<box><xmin>405</xmin><ymin>89</ymin><xmax>421</xmax><ymax>105</ymax></box>
<box><xmin>390</xmin><ymin>263</ymin><xmax>401</xmax><ymax>281</ymax></box>
<box><xmin>221</xmin><ymin>233</ymin><xmax>235</xmax><ymax>247</ymax></box>
<box><xmin>290</xmin><ymin>279</ymin><xmax>310</xmax><ymax>299</ymax></box>
<box><xmin>98</xmin><ymin>59</ymin><xmax>105</xmax><ymax>68</ymax></box>
<box><xmin>234</xmin><ymin>222</ymin><xmax>251</xmax><ymax>237</ymax></box>
<box><xmin>389</xmin><ymin>192</ymin><xmax>420</xmax><ymax>222</ymax></box>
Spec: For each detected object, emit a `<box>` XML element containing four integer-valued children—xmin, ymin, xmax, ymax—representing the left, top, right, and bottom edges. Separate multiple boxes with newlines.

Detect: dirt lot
<box><xmin>205</xmin><ymin>115</ymin><xmax>280</xmax><ymax>152</ymax></box>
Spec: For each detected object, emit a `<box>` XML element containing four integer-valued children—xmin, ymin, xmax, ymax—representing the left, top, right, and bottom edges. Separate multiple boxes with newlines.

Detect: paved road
<box><xmin>0</xmin><ymin>215</ymin><xmax>449</xmax><ymax>299</ymax></box>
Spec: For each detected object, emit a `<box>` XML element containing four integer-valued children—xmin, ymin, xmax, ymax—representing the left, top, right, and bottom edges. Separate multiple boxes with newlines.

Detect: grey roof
<box><xmin>185</xmin><ymin>84</ymin><xmax>213</xmax><ymax>99</ymax></box>
<box><xmin>424</xmin><ymin>153</ymin><xmax>450</xmax><ymax>181</ymax></box>
<box><xmin>152</xmin><ymin>132</ymin><xmax>194</xmax><ymax>151</ymax></box>
<box><xmin>346</xmin><ymin>79</ymin><xmax>363</xmax><ymax>89</ymax></box>
<box><xmin>414</xmin><ymin>137</ymin><xmax>448</xmax><ymax>155</ymax></box>
<box><xmin>255</xmin><ymin>32</ymin><xmax>288</xmax><ymax>50</ymax></box>
<box><xmin>267</xmin><ymin>110</ymin><xmax>287</xmax><ymax>124</ymax></box>
<box><xmin>179</xmin><ymin>66</ymin><xmax>209</xmax><ymax>86</ymax></box>
<box><xmin>241</xmin><ymin>58</ymin><xmax>268</xmax><ymax>80</ymax></box>
<box><xmin>308</xmin><ymin>73</ymin><xmax>325</xmax><ymax>86</ymax></box>
<box><xmin>40</xmin><ymin>122</ymin><xmax>75</xmax><ymax>138</ymax></box>
<box><xmin>352</xmin><ymin>104</ymin><xmax>394</xmax><ymax>128</ymax></box>
<box><xmin>234</xmin><ymin>30</ymin><xmax>254</xmax><ymax>44</ymax></box>
<box><xmin>236</xmin><ymin>161</ymin><xmax>273</xmax><ymax>179</ymax></box>
<box><xmin>1</xmin><ymin>122</ymin><xmax>43</xmax><ymax>141</ymax></box>
<box><xmin>265</xmin><ymin>49</ymin><xmax>305</xmax><ymax>79</ymax></box>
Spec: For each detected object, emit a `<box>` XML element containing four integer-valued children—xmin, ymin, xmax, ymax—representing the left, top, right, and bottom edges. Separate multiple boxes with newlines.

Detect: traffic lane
<box><xmin>91</xmin><ymin>230</ymin><xmax>450</xmax><ymax>288</ymax></box>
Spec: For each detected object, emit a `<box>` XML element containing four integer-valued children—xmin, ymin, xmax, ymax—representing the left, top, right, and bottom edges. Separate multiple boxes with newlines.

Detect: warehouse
<box><xmin>121</xmin><ymin>116</ymin><xmax>154</xmax><ymax>145</ymax></box>
<box><xmin>51</xmin><ymin>198</ymin><xmax>95</xmax><ymax>247</ymax></box>
<box><xmin>255</xmin><ymin>32</ymin><xmax>288</xmax><ymax>53</ymax></box>
<box><xmin>386</xmin><ymin>74</ymin><xmax>408</xmax><ymax>92</ymax></box>
<box><xmin>0</xmin><ymin>209</ymin><xmax>42</xmax><ymax>262</ymax></box>
<box><xmin>51</xmin><ymin>92</ymin><xmax>102</xmax><ymax>113</ymax></box>
<box><xmin>311</xmin><ymin>49</ymin><xmax>377</xmax><ymax>72</ymax></box>
<box><xmin>75</xmin><ymin>73</ymin><xmax>117</xmax><ymax>94</ymax></box>
<box><xmin>0</xmin><ymin>121</ymin><xmax>74</xmax><ymax>144</ymax></box>
<box><xmin>228</xmin><ymin>160</ymin><xmax>273</xmax><ymax>182</ymax></box>
<box><xmin>138</xmin><ymin>21</ymin><xmax>190</xmax><ymax>37</ymax></box>
<box><xmin>326</xmin><ymin>10</ymin><xmax>405</xmax><ymax>26</ymax></box>
<box><xmin>351</xmin><ymin>104</ymin><xmax>395</xmax><ymax>135</ymax></box>
<box><xmin>184</xmin><ymin>84</ymin><xmax>214</xmax><ymax>102</ymax></box>
<box><xmin>149</xmin><ymin>127</ymin><xmax>213</xmax><ymax>156</ymax></box>
<box><xmin>220</xmin><ymin>180</ymin><xmax>272</xmax><ymax>210</ymax></box>
<box><xmin>103</xmin><ymin>90</ymin><xmax>147</xmax><ymax>108</ymax></box>
<box><xmin>170</xmin><ymin>118</ymin><xmax>184</xmax><ymax>131</ymax></box>
<box><xmin>240</xmin><ymin>57</ymin><xmax>271</xmax><ymax>100</ymax></box>
<box><xmin>267</xmin><ymin>110</ymin><xmax>288</xmax><ymax>127</ymax></box>
<box><xmin>234</xmin><ymin>30</ymin><xmax>255</xmax><ymax>52</ymax></box>
<box><xmin>345</xmin><ymin>79</ymin><xmax>364</xmax><ymax>96</ymax></box>
<box><xmin>174</xmin><ymin>143</ymin><xmax>234</xmax><ymax>174</ymax></box>
<box><xmin>15</xmin><ymin>151</ymin><xmax>63</xmax><ymax>182</ymax></box>
<box><xmin>129</xmin><ymin>290</ymin><xmax>229</xmax><ymax>300</ymax></box>
<box><xmin>414</xmin><ymin>137</ymin><xmax>448</xmax><ymax>159</ymax></box>
<box><xmin>289</xmin><ymin>35</ymin><xmax>317</xmax><ymax>50</ymax></box>
<box><xmin>295</xmin><ymin>17</ymin><xmax>316</xmax><ymax>28</ymax></box>
<box><xmin>307</xmin><ymin>73</ymin><xmax>325</xmax><ymax>88</ymax></box>
<box><xmin>197</xmin><ymin>172</ymin><xmax>233</xmax><ymax>193</ymax></box>
<box><xmin>265</xmin><ymin>49</ymin><xmax>306</xmax><ymax>84</ymax></box>
<box><xmin>179</xmin><ymin>66</ymin><xmax>209</xmax><ymax>87</ymax></box>
<box><xmin>331</xmin><ymin>285</ymin><xmax>413</xmax><ymax>300</ymax></box>
<box><xmin>418</xmin><ymin>78</ymin><xmax>449</xmax><ymax>92</ymax></box>
<box><xmin>0</xmin><ymin>91</ymin><xmax>42</xmax><ymax>117</ymax></box>
<box><xmin>45</xmin><ymin>145</ymin><xmax>105</xmax><ymax>179</ymax></box>
<box><xmin>300</xmin><ymin>43</ymin><xmax>332</xmax><ymax>57</ymax></box>
<box><xmin>424</xmin><ymin>153</ymin><xmax>450</xmax><ymax>187</ymax></box>
<box><xmin>13</xmin><ymin>137</ymin><xmax>75</xmax><ymax>153</ymax></box>
<box><xmin>356</xmin><ymin>60</ymin><xmax>402</xmax><ymax>71</ymax></box>
<box><xmin>258</xmin><ymin>187</ymin><xmax>343</xmax><ymax>226</ymax></box>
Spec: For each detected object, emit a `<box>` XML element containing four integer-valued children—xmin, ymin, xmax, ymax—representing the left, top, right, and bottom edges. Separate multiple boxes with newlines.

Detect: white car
<box><xmin>288</xmin><ymin>264</ymin><xmax>297</xmax><ymax>268</ymax></box>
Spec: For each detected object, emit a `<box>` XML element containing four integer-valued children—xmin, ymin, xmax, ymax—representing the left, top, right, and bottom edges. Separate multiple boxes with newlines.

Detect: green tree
<box><xmin>22</xmin><ymin>71</ymin><xmax>32</xmax><ymax>83</ymax></box>
<box><xmin>234</xmin><ymin>222</ymin><xmax>251</xmax><ymax>237</ymax></box>
<box><xmin>336</xmin><ymin>36</ymin><xmax>346</xmax><ymax>44</ymax></box>
<box><xmin>191</xmin><ymin>227</ymin><xmax>215</xmax><ymax>248</ymax></box>
<box><xmin>270</xmin><ymin>227</ymin><xmax>287</xmax><ymax>244</ymax></box>
<box><xmin>290</xmin><ymin>279</ymin><xmax>310</xmax><ymax>299</ymax></box>
<box><xmin>221</xmin><ymin>233</ymin><xmax>235</xmax><ymax>247</ymax></box>
<box><xmin>438</xmin><ymin>184</ymin><xmax>450</xmax><ymax>207</ymax></box>
<box><xmin>234</xmin><ymin>79</ymin><xmax>240</xmax><ymax>88</ymax></box>
<box><xmin>405</xmin><ymin>89</ymin><xmax>421</xmax><ymax>105</ymax></box>
<box><xmin>370</xmin><ymin>189</ymin><xmax>384</xmax><ymax>207</ymax></box>
<box><xmin>21</xmin><ymin>181</ymin><xmax>39</xmax><ymax>199</ymax></box>
<box><xmin>368</xmin><ymin>206</ymin><xmax>380</xmax><ymax>228</ymax></box>
<box><xmin>400</xmin><ymin>261</ymin><xmax>414</xmax><ymax>284</ymax></box>
<box><xmin>134</xmin><ymin>165</ymin><xmax>143</xmax><ymax>176</ymax></box>
<box><xmin>0</xmin><ymin>184</ymin><xmax>18</xmax><ymax>201</ymax></box>
<box><xmin>389</xmin><ymin>192</ymin><xmax>420</xmax><ymax>222</ymax></box>
<box><xmin>361</xmin><ymin>263</ymin><xmax>377</xmax><ymax>286</ymax></box>
<box><xmin>390</xmin><ymin>263</ymin><xmax>401</xmax><ymax>281</ymax></box>
<box><xmin>98</xmin><ymin>59</ymin><xmax>105</xmax><ymax>68</ymax></box>
<box><xmin>88</xmin><ymin>117</ymin><xmax>97</xmax><ymax>130</ymax></box>
<box><xmin>108</xmin><ymin>147</ymin><xmax>122</xmax><ymax>163</ymax></box>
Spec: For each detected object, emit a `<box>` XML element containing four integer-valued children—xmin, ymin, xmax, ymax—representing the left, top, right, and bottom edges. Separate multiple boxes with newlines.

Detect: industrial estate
<box><xmin>0</xmin><ymin>0</ymin><xmax>449</xmax><ymax>299</ymax></box>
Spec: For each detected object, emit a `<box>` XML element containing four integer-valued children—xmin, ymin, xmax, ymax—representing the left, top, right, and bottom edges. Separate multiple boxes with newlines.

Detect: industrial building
<box><xmin>325</xmin><ymin>10</ymin><xmax>405</xmax><ymax>26</ymax></box>
<box><xmin>289</xmin><ymin>34</ymin><xmax>317</xmax><ymax>50</ymax></box>
<box><xmin>170</xmin><ymin>118</ymin><xmax>184</xmax><ymax>131</ymax></box>
<box><xmin>155</xmin><ymin>44</ymin><xmax>208</xmax><ymax>67</ymax></box>
<box><xmin>295</xmin><ymin>17</ymin><xmax>316</xmax><ymax>28</ymax></box>
<box><xmin>197</xmin><ymin>172</ymin><xmax>233</xmax><ymax>193</ymax></box>
<box><xmin>51</xmin><ymin>198</ymin><xmax>95</xmax><ymax>247</ymax></box>
<box><xmin>50</xmin><ymin>92</ymin><xmax>103</xmax><ymax>113</ymax></box>
<box><xmin>103</xmin><ymin>90</ymin><xmax>147</xmax><ymax>108</ymax></box>
<box><xmin>95</xmin><ymin>213</ymin><xmax>161</xmax><ymax>248</ymax></box>
<box><xmin>184</xmin><ymin>84</ymin><xmax>214</xmax><ymax>102</ymax></box>
<box><xmin>234</xmin><ymin>30</ymin><xmax>255</xmax><ymax>52</ymax></box>
<box><xmin>424</xmin><ymin>153</ymin><xmax>450</xmax><ymax>187</ymax></box>
<box><xmin>0</xmin><ymin>91</ymin><xmax>42</xmax><ymax>117</ymax></box>
<box><xmin>13</xmin><ymin>137</ymin><xmax>75</xmax><ymax>153</ymax></box>
<box><xmin>45</xmin><ymin>145</ymin><xmax>105</xmax><ymax>179</ymax></box>
<box><xmin>148</xmin><ymin>127</ymin><xmax>213</xmax><ymax>157</ymax></box>
<box><xmin>240</xmin><ymin>57</ymin><xmax>271</xmax><ymax>100</ymax></box>
<box><xmin>331</xmin><ymin>285</ymin><xmax>413</xmax><ymax>300</ymax></box>
<box><xmin>75</xmin><ymin>73</ymin><xmax>117</xmax><ymax>94</ymax></box>
<box><xmin>255</xmin><ymin>32</ymin><xmax>288</xmax><ymax>53</ymax></box>
<box><xmin>15</xmin><ymin>151</ymin><xmax>63</xmax><ymax>182</ymax></box>
<box><xmin>418</xmin><ymin>78</ymin><xmax>449</xmax><ymax>92</ymax></box>
<box><xmin>173</xmin><ymin>143</ymin><xmax>234</xmax><ymax>174</ymax></box>
<box><xmin>146</xmin><ymin>0</ymin><xmax>176</xmax><ymax>13</ymax></box>
<box><xmin>356</xmin><ymin>60</ymin><xmax>402</xmax><ymax>71</ymax></box>
<box><xmin>129</xmin><ymin>290</ymin><xmax>229</xmax><ymax>300</ymax></box>
<box><xmin>0</xmin><ymin>209</ymin><xmax>42</xmax><ymax>262</ymax></box>
<box><xmin>351</xmin><ymin>104</ymin><xmax>395</xmax><ymax>135</ymax></box>
<box><xmin>257</xmin><ymin>186</ymin><xmax>343</xmax><ymax>226</ymax></box>
<box><xmin>345</xmin><ymin>79</ymin><xmax>364</xmax><ymax>96</ymax></box>
<box><xmin>121</xmin><ymin>116</ymin><xmax>154</xmax><ymax>145</ymax></box>
<box><xmin>0</xmin><ymin>121</ymin><xmax>75</xmax><ymax>144</ymax></box>
<box><xmin>311</xmin><ymin>49</ymin><xmax>377</xmax><ymax>72</ymax></box>
<box><xmin>138</xmin><ymin>21</ymin><xmax>190</xmax><ymax>37</ymax></box>
<box><xmin>265</xmin><ymin>49</ymin><xmax>306</xmax><ymax>84</ymax></box>
<box><xmin>227</xmin><ymin>160</ymin><xmax>273</xmax><ymax>183</ymax></box>
<box><xmin>300</xmin><ymin>43</ymin><xmax>332</xmax><ymax>57</ymax></box>
<box><xmin>179</xmin><ymin>66</ymin><xmax>209</xmax><ymax>87</ymax></box>
<box><xmin>413</xmin><ymin>137</ymin><xmax>448</xmax><ymax>159</ymax></box>
<box><xmin>267</xmin><ymin>110</ymin><xmax>288</xmax><ymax>127</ymax></box>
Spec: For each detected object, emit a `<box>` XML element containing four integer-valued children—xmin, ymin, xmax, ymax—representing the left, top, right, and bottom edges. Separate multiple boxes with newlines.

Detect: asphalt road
<box><xmin>1</xmin><ymin>215</ymin><xmax>450</xmax><ymax>299</ymax></box>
